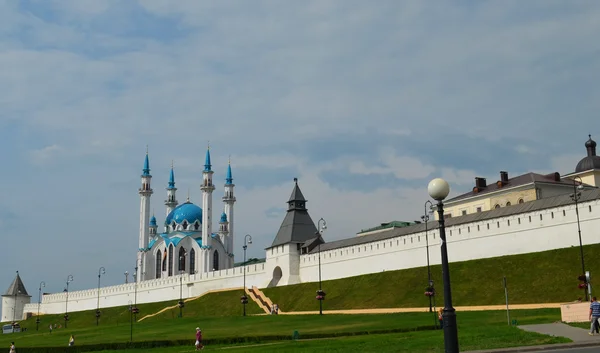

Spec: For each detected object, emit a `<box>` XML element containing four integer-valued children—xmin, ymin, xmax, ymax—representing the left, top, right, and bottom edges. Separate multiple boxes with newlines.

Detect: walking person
<box><xmin>589</xmin><ymin>297</ymin><xmax>600</xmax><ymax>335</ymax></box>
<box><xmin>195</xmin><ymin>327</ymin><xmax>203</xmax><ymax>351</ymax></box>
<box><xmin>68</xmin><ymin>335</ymin><xmax>75</xmax><ymax>346</ymax></box>
<box><xmin>49</xmin><ymin>324</ymin><xmax>52</xmax><ymax>334</ymax></box>
<box><xmin>9</xmin><ymin>342</ymin><xmax>16</xmax><ymax>353</ymax></box>
<box><xmin>438</xmin><ymin>308</ymin><xmax>444</xmax><ymax>329</ymax></box>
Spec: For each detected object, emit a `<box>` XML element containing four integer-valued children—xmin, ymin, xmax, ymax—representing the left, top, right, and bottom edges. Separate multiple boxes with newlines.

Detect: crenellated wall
<box><xmin>298</xmin><ymin>198</ymin><xmax>600</xmax><ymax>283</ymax></box>
<box><xmin>22</xmin><ymin>263</ymin><xmax>267</xmax><ymax>319</ymax></box>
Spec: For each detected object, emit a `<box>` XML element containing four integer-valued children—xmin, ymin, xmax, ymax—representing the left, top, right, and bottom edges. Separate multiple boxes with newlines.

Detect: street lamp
<box><xmin>124</xmin><ymin>271</ymin><xmax>129</xmax><ymax>284</ymax></box>
<box><xmin>571</xmin><ymin>176</ymin><xmax>588</xmax><ymax>301</ymax></box>
<box><xmin>428</xmin><ymin>177</ymin><xmax>459</xmax><ymax>353</ymax></box>
<box><xmin>178</xmin><ymin>266</ymin><xmax>185</xmax><ymax>318</ymax></box>
<box><xmin>133</xmin><ymin>266</ymin><xmax>139</xmax><ymax>322</ymax></box>
<box><xmin>422</xmin><ymin>201</ymin><xmax>434</xmax><ymax>314</ymax></box>
<box><xmin>96</xmin><ymin>266</ymin><xmax>105</xmax><ymax>326</ymax></box>
<box><xmin>36</xmin><ymin>281</ymin><xmax>45</xmax><ymax>331</ymax></box>
<box><xmin>128</xmin><ymin>300</ymin><xmax>133</xmax><ymax>343</ymax></box>
<box><xmin>241</xmin><ymin>234</ymin><xmax>252</xmax><ymax>316</ymax></box>
<box><xmin>64</xmin><ymin>275</ymin><xmax>74</xmax><ymax>329</ymax></box>
<box><xmin>316</xmin><ymin>218</ymin><xmax>327</xmax><ymax>315</ymax></box>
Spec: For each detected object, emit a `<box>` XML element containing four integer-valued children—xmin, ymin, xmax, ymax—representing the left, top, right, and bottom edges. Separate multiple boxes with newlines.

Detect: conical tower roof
<box><xmin>3</xmin><ymin>272</ymin><xmax>30</xmax><ymax>297</ymax></box>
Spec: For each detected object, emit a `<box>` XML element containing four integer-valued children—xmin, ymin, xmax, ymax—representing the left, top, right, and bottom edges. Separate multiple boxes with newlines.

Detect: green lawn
<box><xmin>263</xmin><ymin>243</ymin><xmax>600</xmax><ymax>311</ymax></box>
<box><xmin>1</xmin><ymin>309</ymin><xmax>566</xmax><ymax>352</ymax></box>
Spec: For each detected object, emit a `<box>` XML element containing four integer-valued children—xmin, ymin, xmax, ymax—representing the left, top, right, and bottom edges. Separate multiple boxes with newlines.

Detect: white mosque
<box><xmin>137</xmin><ymin>146</ymin><xmax>236</xmax><ymax>282</ymax></box>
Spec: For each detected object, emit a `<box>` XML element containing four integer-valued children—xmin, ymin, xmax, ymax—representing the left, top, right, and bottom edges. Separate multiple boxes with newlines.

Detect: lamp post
<box><xmin>241</xmin><ymin>234</ymin><xmax>252</xmax><ymax>316</ymax></box>
<box><xmin>178</xmin><ymin>267</ymin><xmax>185</xmax><ymax>318</ymax></box>
<box><xmin>96</xmin><ymin>266</ymin><xmax>105</xmax><ymax>326</ymax></box>
<box><xmin>133</xmin><ymin>266</ymin><xmax>138</xmax><ymax>322</ymax></box>
<box><xmin>571</xmin><ymin>176</ymin><xmax>588</xmax><ymax>301</ymax></box>
<box><xmin>422</xmin><ymin>201</ymin><xmax>434</xmax><ymax>313</ymax></box>
<box><xmin>128</xmin><ymin>300</ymin><xmax>133</xmax><ymax>343</ymax></box>
<box><xmin>124</xmin><ymin>271</ymin><xmax>129</xmax><ymax>284</ymax></box>
<box><xmin>36</xmin><ymin>281</ymin><xmax>45</xmax><ymax>331</ymax></box>
<box><xmin>428</xmin><ymin>178</ymin><xmax>459</xmax><ymax>353</ymax></box>
<box><xmin>316</xmin><ymin>218</ymin><xmax>327</xmax><ymax>315</ymax></box>
<box><xmin>64</xmin><ymin>275</ymin><xmax>74</xmax><ymax>329</ymax></box>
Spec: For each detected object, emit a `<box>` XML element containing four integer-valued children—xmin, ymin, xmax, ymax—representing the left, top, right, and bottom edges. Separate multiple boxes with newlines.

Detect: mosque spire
<box><xmin>142</xmin><ymin>145</ymin><xmax>150</xmax><ymax>176</ymax></box>
<box><xmin>204</xmin><ymin>142</ymin><xmax>212</xmax><ymax>172</ymax></box>
<box><xmin>226</xmin><ymin>156</ymin><xmax>233</xmax><ymax>185</ymax></box>
<box><xmin>168</xmin><ymin>160</ymin><xmax>175</xmax><ymax>189</ymax></box>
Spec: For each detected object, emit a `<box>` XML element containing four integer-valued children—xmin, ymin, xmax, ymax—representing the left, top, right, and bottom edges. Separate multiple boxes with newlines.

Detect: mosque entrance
<box><xmin>267</xmin><ymin>266</ymin><xmax>283</xmax><ymax>288</ymax></box>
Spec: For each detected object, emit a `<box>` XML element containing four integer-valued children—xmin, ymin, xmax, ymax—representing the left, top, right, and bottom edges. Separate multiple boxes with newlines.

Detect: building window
<box><xmin>182</xmin><ymin>221</ymin><xmax>188</xmax><ymax>230</ymax></box>
<box><xmin>476</xmin><ymin>207</ymin><xmax>482</xmax><ymax>213</ymax></box>
<box><xmin>461</xmin><ymin>210</ymin><xmax>467</xmax><ymax>216</ymax></box>
<box><xmin>589</xmin><ymin>206</ymin><xmax>592</xmax><ymax>212</ymax></box>
<box><xmin>487</xmin><ymin>223</ymin><xmax>490</xmax><ymax>229</ymax></box>
<box><xmin>518</xmin><ymin>198</ymin><xmax>524</xmax><ymax>204</ymax></box>
<box><xmin>449</xmin><ymin>230</ymin><xmax>452</xmax><ymax>236</ymax></box>
<box><xmin>518</xmin><ymin>218</ymin><xmax>521</xmax><ymax>224</ymax></box>
<box><xmin>189</xmin><ymin>249</ymin><xmax>195</xmax><ymax>275</ymax></box>
<box><xmin>213</xmin><ymin>250</ymin><xmax>219</xmax><ymax>271</ymax></box>
<box><xmin>458</xmin><ymin>229</ymin><xmax>461</xmax><ymax>235</ymax></box>
<box><xmin>467</xmin><ymin>226</ymin><xmax>470</xmax><ymax>233</ymax></box>
<box><xmin>497</xmin><ymin>221</ymin><xmax>500</xmax><ymax>228</ymax></box>
<box><xmin>507</xmin><ymin>220</ymin><xmax>510</xmax><ymax>226</ymax></box>
<box><xmin>477</xmin><ymin>225</ymin><xmax>480</xmax><ymax>231</ymax></box>
<box><xmin>194</xmin><ymin>222</ymin><xmax>200</xmax><ymax>230</ymax></box>
<box><xmin>506</xmin><ymin>202</ymin><xmax>511</xmax><ymax>206</ymax></box>
<box><xmin>156</xmin><ymin>250</ymin><xmax>162</xmax><ymax>279</ymax></box>
<box><xmin>494</xmin><ymin>204</ymin><xmax>501</xmax><ymax>209</ymax></box>
<box><xmin>563</xmin><ymin>210</ymin><xmax>566</xmax><ymax>216</ymax></box>
<box><xmin>444</xmin><ymin>214</ymin><xmax>452</xmax><ymax>219</ymax></box>
<box><xmin>551</xmin><ymin>212</ymin><xmax>554</xmax><ymax>219</ymax></box>
<box><xmin>178</xmin><ymin>247</ymin><xmax>186</xmax><ymax>272</ymax></box>
<box><xmin>168</xmin><ymin>245</ymin><xmax>174</xmax><ymax>276</ymax></box>
<box><xmin>540</xmin><ymin>214</ymin><xmax>543</xmax><ymax>220</ymax></box>
<box><xmin>529</xmin><ymin>216</ymin><xmax>532</xmax><ymax>222</ymax></box>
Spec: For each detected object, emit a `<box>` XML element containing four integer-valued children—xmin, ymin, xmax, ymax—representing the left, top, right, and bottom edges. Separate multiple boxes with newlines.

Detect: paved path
<box><xmin>271</xmin><ymin>303</ymin><xmax>563</xmax><ymax>315</ymax></box>
<box><xmin>520</xmin><ymin>323</ymin><xmax>597</xmax><ymax>343</ymax></box>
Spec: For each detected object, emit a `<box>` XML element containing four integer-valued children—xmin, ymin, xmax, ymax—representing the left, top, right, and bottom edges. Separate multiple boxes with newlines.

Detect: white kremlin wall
<box><xmin>20</xmin><ymin>196</ymin><xmax>600</xmax><ymax>319</ymax></box>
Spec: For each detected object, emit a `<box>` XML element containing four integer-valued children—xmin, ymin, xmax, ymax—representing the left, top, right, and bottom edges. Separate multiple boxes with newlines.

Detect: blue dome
<box><xmin>166</xmin><ymin>202</ymin><xmax>203</xmax><ymax>226</ymax></box>
<box><xmin>149</xmin><ymin>216</ymin><xmax>157</xmax><ymax>227</ymax></box>
<box><xmin>220</xmin><ymin>212</ymin><xmax>227</xmax><ymax>223</ymax></box>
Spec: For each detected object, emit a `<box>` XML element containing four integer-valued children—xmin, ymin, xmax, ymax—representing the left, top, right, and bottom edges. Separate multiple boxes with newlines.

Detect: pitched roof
<box><xmin>269</xmin><ymin>179</ymin><xmax>318</xmax><ymax>248</ymax></box>
<box><xmin>308</xmin><ymin>188</ymin><xmax>600</xmax><ymax>254</ymax></box>
<box><xmin>446</xmin><ymin>172</ymin><xmax>577</xmax><ymax>203</ymax></box>
<box><xmin>3</xmin><ymin>272</ymin><xmax>30</xmax><ymax>297</ymax></box>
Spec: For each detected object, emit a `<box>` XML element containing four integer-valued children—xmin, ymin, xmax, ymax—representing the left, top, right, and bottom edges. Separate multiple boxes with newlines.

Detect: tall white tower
<box><xmin>201</xmin><ymin>146</ymin><xmax>215</xmax><ymax>272</ymax></box>
<box><xmin>165</xmin><ymin>161</ymin><xmax>178</xmax><ymax>217</ymax></box>
<box><xmin>1</xmin><ymin>271</ymin><xmax>31</xmax><ymax>323</ymax></box>
<box><xmin>138</xmin><ymin>148</ymin><xmax>153</xmax><ymax>282</ymax></box>
<box><xmin>222</xmin><ymin>159</ymin><xmax>236</xmax><ymax>268</ymax></box>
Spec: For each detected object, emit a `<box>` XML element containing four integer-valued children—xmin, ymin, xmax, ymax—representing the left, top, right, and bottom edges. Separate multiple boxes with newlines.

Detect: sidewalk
<box><xmin>272</xmin><ymin>302</ymin><xmax>563</xmax><ymax>315</ymax></box>
<box><xmin>464</xmin><ymin>322</ymin><xmax>600</xmax><ymax>353</ymax></box>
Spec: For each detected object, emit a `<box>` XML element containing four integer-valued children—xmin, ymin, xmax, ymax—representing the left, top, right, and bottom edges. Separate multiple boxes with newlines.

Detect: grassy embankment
<box><xmin>263</xmin><ymin>243</ymin><xmax>600</xmax><ymax>311</ymax></box>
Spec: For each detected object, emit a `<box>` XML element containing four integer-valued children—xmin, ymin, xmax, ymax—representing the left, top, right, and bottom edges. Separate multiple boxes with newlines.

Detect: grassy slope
<box><xmin>262</xmin><ymin>243</ymin><xmax>600</xmax><ymax>311</ymax></box>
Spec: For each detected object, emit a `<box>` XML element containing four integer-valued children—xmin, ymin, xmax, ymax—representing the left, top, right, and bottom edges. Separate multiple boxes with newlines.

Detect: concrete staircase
<box><xmin>248</xmin><ymin>286</ymin><xmax>282</xmax><ymax>314</ymax></box>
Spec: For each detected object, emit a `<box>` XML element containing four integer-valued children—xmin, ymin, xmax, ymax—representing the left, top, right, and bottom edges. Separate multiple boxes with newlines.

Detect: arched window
<box><xmin>494</xmin><ymin>204</ymin><xmax>501</xmax><ymax>209</ymax></box>
<box><xmin>182</xmin><ymin>221</ymin><xmax>188</xmax><ymax>230</ymax></box>
<box><xmin>168</xmin><ymin>245</ymin><xmax>174</xmax><ymax>276</ymax></box>
<box><xmin>178</xmin><ymin>247</ymin><xmax>186</xmax><ymax>272</ymax></box>
<box><xmin>189</xmin><ymin>249</ymin><xmax>196</xmax><ymax>275</ymax></box>
<box><xmin>156</xmin><ymin>250</ymin><xmax>162</xmax><ymax>279</ymax></box>
<box><xmin>213</xmin><ymin>250</ymin><xmax>219</xmax><ymax>271</ymax></box>
<box><xmin>518</xmin><ymin>198</ymin><xmax>524</xmax><ymax>204</ymax></box>
<box><xmin>162</xmin><ymin>248</ymin><xmax>167</xmax><ymax>271</ymax></box>
<box><xmin>194</xmin><ymin>222</ymin><xmax>200</xmax><ymax>230</ymax></box>
<box><xmin>506</xmin><ymin>202</ymin><xmax>511</xmax><ymax>206</ymax></box>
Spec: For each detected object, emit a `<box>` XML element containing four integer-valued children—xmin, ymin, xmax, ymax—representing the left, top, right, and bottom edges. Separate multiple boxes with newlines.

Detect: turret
<box><xmin>149</xmin><ymin>215</ymin><xmax>158</xmax><ymax>236</ymax></box>
<box><xmin>138</xmin><ymin>147</ymin><xmax>153</xmax><ymax>282</ymax></box>
<box><xmin>222</xmin><ymin>158</ymin><xmax>236</xmax><ymax>267</ymax></box>
<box><xmin>165</xmin><ymin>161</ymin><xmax>178</xmax><ymax>216</ymax></box>
<box><xmin>1</xmin><ymin>271</ymin><xmax>31</xmax><ymax>323</ymax></box>
<box><xmin>218</xmin><ymin>211</ymin><xmax>229</xmax><ymax>247</ymax></box>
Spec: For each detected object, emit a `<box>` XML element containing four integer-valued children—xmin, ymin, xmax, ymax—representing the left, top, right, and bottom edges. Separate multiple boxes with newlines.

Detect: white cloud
<box><xmin>29</xmin><ymin>144</ymin><xmax>64</xmax><ymax>164</ymax></box>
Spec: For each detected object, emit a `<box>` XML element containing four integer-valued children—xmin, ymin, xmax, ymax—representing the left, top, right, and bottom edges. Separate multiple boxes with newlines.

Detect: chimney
<box><xmin>475</xmin><ymin>177</ymin><xmax>487</xmax><ymax>189</ymax></box>
<box><xmin>500</xmin><ymin>171</ymin><xmax>508</xmax><ymax>183</ymax></box>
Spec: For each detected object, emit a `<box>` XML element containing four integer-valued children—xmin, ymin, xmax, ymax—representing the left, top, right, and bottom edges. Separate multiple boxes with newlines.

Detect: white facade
<box><xmin>2</xmin><ymin>295</ymin><xmax>30</xmax><ymax>323</ymax></box>
<box><xmin>19</xmin><ymin>190</ymin><xmax>600</xmax><ymax>319</ymax></box>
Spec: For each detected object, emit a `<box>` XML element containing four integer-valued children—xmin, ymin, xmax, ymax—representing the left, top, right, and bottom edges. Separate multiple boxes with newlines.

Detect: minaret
<box><xmin>165</xmin><ymin>161</ymin><xmax>178</xmax><ymax>216</ymax></box>
<box><xmin>149</xmin><ymin>214</ymin><xmax>158</xmax><ymax>236</ymax></box>
<box><xmin>218</xmin><ymin>211</ymin><xmax>229</xmax><ymax>249</ymax></box>
<box><xmin>222</xmin><ymin>157</ymin><xmax>236</xmax><ymax>268</ymax></box>
<box><xmin>200</xmin><ymin>145</ymin><xmax>215</xmax><ymax>272</ymax></box>
<box><xmin>138</xmin><ymin>147</ymin><xmax>153</xmax><ymax>282</ymax></box>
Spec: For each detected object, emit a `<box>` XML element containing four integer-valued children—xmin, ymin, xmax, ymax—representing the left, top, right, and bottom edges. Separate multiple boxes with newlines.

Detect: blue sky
<box><xmin>0</xmin><ymin>0</ymin><xmax>599</xmax><ymax>308</ymax></box>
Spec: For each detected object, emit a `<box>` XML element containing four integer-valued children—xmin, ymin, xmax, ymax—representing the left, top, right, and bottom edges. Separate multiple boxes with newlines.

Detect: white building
<box><xmin>1</xmin><ymin>272</ymin><xmax>30</xmax><ymax>323</ymax></box>
<box><xmin>138</xmin><ymin>146</ymin><xmax>237</xmax><ymax>283</ymax></box>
